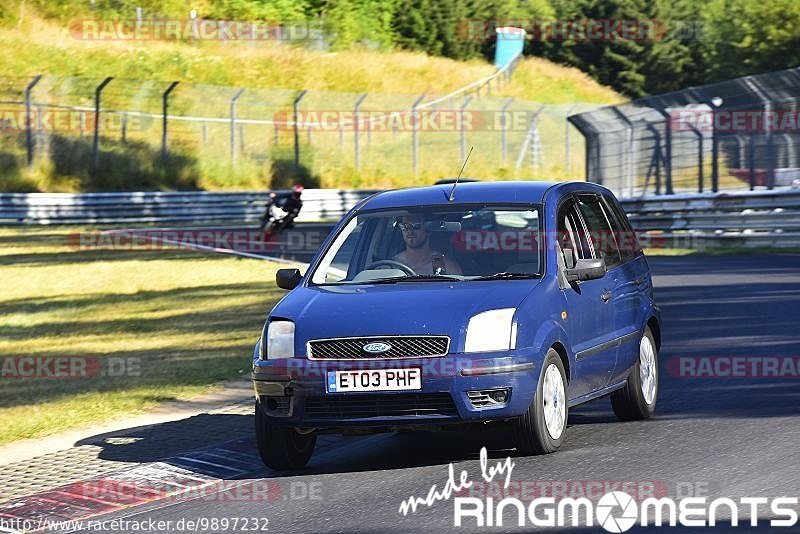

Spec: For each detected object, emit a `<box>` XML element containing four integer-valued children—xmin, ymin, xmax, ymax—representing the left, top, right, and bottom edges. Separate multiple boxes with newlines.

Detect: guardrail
<box><xmin>0</xmin><ymin>189</ymin><xmax>379</xmax><ymax>225</ymax></box>
<box><xmin>621</xmin><ymin>189</ymin><xmax>800</xmax><ymax>248</ymax></box>
<box><xmin>3</xmin><ymin>187</ymin><xmax>800</xmax><ymax>248</ymax></box>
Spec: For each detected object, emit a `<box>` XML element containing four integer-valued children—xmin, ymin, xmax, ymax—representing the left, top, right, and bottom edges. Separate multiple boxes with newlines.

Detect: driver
<box><xmin>392</xmin><ymin>213</ymin><xmax>462</xmax><ymax>275</ymax></box>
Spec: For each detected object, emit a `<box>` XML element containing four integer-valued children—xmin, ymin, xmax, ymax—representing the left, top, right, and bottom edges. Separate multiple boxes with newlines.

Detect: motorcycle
<box><xmin>259</xmin><ymin>192</ymin><xmax>302</xmax><ymax>234</ymax></box>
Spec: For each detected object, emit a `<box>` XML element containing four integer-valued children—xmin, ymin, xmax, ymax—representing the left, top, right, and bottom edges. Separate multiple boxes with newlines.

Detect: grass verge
<box><xmin>0</xmin><ymin>225</ymin><xmax>285</xmax><ymax>445</ymax></box>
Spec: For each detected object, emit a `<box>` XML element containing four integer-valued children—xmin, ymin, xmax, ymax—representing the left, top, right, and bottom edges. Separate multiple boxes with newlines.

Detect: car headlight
<box><xmin>464</xmin><ymin>308</ymin><xmax>517</xmax><ymax>353</ymax></box>
<box><xmin>266</xmin><ymin>320</ymin><xmax>295</xmax><ymax>359</ymax></box>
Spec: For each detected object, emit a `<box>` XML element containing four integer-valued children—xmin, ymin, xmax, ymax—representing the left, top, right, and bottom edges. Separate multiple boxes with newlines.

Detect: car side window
<box><xmin>603</xmin><ymin>195</ymin><xmax>641</xmax><ymax>262</ymax></box>
<box><xmin>575</xmin><ymin>195</ymin><xmax>622</xmax><ymax>269</ymax></box>
<box><xmin>557</xmin><ymin>199</ymin><xmax>592</xmax><ymax>269</ymax></box>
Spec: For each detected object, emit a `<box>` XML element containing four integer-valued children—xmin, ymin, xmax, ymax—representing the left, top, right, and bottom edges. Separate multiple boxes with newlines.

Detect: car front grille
<box><xmin>303</xmin><ymin>393</ymin><xmax>457</xmax><ymax>419</ymax></box>
<box><xmin>307</xmin><ymin>336</ymin><xmax>449</xmax><ymax>360</ymax></box>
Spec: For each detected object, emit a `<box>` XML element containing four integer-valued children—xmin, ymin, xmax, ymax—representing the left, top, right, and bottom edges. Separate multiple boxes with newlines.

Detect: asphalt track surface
<box><xmin>49</xmin><ymin>247</ymin><xmax>800</xmax><ymax>533</ymax></box>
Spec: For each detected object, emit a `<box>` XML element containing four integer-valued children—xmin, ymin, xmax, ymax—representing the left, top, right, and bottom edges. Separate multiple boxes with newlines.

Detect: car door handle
<box><xmin>601</xmin><ymin>290</ymin><xmax>612</xmax><ymax>302</ymax></box>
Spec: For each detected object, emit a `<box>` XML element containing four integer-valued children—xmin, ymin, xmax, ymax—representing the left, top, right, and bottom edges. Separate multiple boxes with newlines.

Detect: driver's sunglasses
<box><xmin>397</xmin><ymin>221</ymin><xmax>425</xmax><ymax>232</ymax></box>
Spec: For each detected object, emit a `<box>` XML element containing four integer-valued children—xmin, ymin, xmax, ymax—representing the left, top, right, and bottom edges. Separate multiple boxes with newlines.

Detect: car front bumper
<box><xmin>252</xmin><ymin>349</ymin><xmax>544</xmax><ymax>427</ymax></box>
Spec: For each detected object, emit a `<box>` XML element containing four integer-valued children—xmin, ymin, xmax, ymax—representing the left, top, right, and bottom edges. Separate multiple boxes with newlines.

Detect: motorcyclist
<box><xmin>281</xmin><ymin>184</ymin><xmax>304</xmax><ymax>222</ymax></box>
<box><xmin>259</xmin><ymin>185</ymin><xmax>303</xmax><ymax>231</ymax></box>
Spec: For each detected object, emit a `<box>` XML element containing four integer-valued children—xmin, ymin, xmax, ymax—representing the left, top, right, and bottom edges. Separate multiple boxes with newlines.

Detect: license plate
<box><xmin>326</xmin><ymin>368</ymin><xmax>422</xmax><ymax>393</ymax></box>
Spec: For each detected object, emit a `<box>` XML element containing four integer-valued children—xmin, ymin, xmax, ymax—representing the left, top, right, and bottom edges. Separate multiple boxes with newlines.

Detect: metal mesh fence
<box><xmin>568</xmin><ymin>66</ymin><xmax>800</xmax><ymax>198</ymax></box>
<box><xmin>0</xmin><ymin>69</ymin><xmax>601</xmax><ymax>191</ymax></box>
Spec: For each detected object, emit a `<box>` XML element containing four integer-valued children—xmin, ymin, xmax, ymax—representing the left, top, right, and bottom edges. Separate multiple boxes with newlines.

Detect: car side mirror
<box><xmin>564</xmin><ymin>258</ymin><xmax>606</xmax><ymax>283</ymax></box>
<box><xmin>276</xmin><ymin>268</ymin><xmax>302</xmax><ymax>290</ymax></box>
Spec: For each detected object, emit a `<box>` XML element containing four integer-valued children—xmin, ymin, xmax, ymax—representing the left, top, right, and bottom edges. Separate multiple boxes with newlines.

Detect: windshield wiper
<box><xmin>471</xmin><ymin>272</ymin><xmax>539</xmax><ymax>281</ymax></box>
<box><xmin>366</xmin><ymin>274</ymin><xmax>463</xmax><ymax>284</ymax></box>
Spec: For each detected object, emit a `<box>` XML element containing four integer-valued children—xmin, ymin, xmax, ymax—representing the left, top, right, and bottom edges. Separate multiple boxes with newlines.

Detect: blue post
<box><xmin>494</xmin><ymin>27</ymin><xmax>525</xmax><ymax>68</ymax></box>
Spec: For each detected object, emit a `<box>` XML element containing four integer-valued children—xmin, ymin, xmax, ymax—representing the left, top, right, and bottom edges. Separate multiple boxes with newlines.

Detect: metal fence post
<box><xmin>663</xmin><ymin>114</ymin><xmax>674</xmax><ymax>195</ymax></box>
<box><xmin>121</xmin><ymin>113</ymin><xmax>127</xmax><ymax>143</ymax></box>
<box><xmin>230</xmin><ymin>88</ymin><xmax>245</xmax><ymax>165</ymax></box>
<box><xmin>460</xmin><ymin>96</ymin><xmax>473</xmax><ymax>163</ymax></box>
<box><xmin>748</xmin><ymin>134</ymin><xmax>756</xmax><ymax>190</ymax></box>
<box><xmin>685</xmin><ymin>123</ymin><xmax>704</xmax><ymax>193</ymax></box>
<box><xmin>162</xmin><ymin>81</ymin><xmax>179</xmax><ymax>160</ymax></box>
<box><xmin>293</xmin><ymin>89</ymin><xmax>307</xmax><ymax>171</ymax></box>
<box><xmin>92</xmin><ymin>77</ymin><xmax>113</xmax><ymax>169</ymax></box>
<box><xmin>646</xmin><ymin>101</ymin><xmax>674</xmax><ymax>194</ymax></box>
<box><xmin>691</xmin><ymin>89</ymin><xmax>721</xmax><ymax>192</ymax></box>
<box><xmin>646</xmin><ymin>124</ymin><xmax>662</xmax><ymax>195</ymax></box>
<box><xmin>744</xmin><ymin>77</ymin><xmax>775</xmax><ymax>189</ymax></box>
<box><xmin>611</xmin><ymin>107</ymin><xmax>636</xmax><ymax>197</ymax></box>
<box><xmin>501</xmin><ymin>97</ymin><xmax>514</xmax><ymax>164</ymax></box>
<box><xmin>515</xmin><ymin>106</ymin><xmax>544</xmax><ymax>171</ymax></box>
<box><xmin>353</xmin><ymin>93</ymin><xmax>367</xmax><ymax>169</ymax></box>
<box><xmin>24</xmin><ymin>75</ymin><xmax>43</xmax><ymax>166</ymax></box>
<box><xmin>564</xmin><ymin>104</ymin><xmax>577</xmax><ymax>176</ymax></box>
<box><xmin>411</xmin><ymin>94</ymin><xmax>425</xmax><ymax>175</ymax></box>
<box><xmin>711</xmin><ymin>124</ymin><xmax>720</xmax><ymax>192</ymax></box>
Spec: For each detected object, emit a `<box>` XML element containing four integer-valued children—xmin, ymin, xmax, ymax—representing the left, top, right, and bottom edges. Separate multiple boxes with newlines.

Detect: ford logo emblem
<box><xmin>363</xmin><ymin>342</ymin><xmax>391</xmax><ymax>354</ymax></box>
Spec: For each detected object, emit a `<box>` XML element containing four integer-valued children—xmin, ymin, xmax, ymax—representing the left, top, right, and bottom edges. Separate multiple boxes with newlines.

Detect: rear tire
<box><xmin>255</xmin><ymin>401</ymin><xmax>316</xmax><ymax>470</ymax></box>
<box><xmin>512</xmin><ymin>349</ymin><xmax>567</xmax><ymax>455</ymax></box>
<box><xmin>611</xmin><ymin>326</ymin><xmax>659</xmax><ymax>421</ymax></box>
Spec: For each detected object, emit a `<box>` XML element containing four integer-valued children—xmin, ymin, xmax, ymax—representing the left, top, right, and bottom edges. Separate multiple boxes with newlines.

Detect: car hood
<box><xmin>271</xmin><ymin>280</ymin><xmax>540</xmax><ymax>354</ymax></box>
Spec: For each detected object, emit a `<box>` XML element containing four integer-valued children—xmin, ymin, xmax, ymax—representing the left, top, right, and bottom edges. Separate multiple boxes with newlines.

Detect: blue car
<box><xmin>252</xmin><ymin>181</ymin><xmax>661</xmax><ymax>469</ymax></box>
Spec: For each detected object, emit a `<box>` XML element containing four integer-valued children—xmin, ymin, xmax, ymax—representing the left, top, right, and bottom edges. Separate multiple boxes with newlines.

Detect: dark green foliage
<box><xmin>4</xmin><ymin>0</ymin><xmax>800</xmax><ymax>97</ymax></box>
<box><xmin>530</xmin><ymin>0</ymin><xmax>800</xmax><ymax>96</ymax></box>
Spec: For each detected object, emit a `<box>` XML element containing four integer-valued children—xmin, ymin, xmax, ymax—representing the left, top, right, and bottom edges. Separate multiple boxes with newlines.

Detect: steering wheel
<box><xmin>365</xmin><ymin>259</ymin><xmax>416</xmax><ymax>276</ymax></box>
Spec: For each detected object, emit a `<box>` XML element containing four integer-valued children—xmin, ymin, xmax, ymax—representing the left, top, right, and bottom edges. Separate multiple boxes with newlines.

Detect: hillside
<box><xmin>0</xmin><ymin>15</ymin><xmax>618</xmax><ymax>102</ymax></box>
<box><xmin>0</xmin><ymin>13</ymin><xmax>620</xmax><ymax>191</ymax></box>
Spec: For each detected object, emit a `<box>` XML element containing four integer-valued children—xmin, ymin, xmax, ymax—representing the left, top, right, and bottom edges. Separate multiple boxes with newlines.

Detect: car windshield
<box><xmin>310</xmin><ymin>204</ymin><xmax>542</xmax><ymax>285</ymax></box>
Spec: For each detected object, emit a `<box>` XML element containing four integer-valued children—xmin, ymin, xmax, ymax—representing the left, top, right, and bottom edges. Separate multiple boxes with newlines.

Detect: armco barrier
<box><xmin>622</xmin><ymin>189</ymin><xmax>800</xmax><ymax>248</ymax></box>
<box><xmin>2</xmin><ymin>187</ymin><xmax>800</xmax><ymax>248</ymax></box>
<box><xmin>0</xmin><ymin>189</ymin><xmax>380</xmax><ymax>225</ymax></box>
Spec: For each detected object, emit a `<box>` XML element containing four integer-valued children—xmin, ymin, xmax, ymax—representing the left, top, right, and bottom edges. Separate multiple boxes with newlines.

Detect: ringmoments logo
<box><xmin>397</xmin><ymin>449</ymin><xmax>799</xmax><ymax>530</ymax></box>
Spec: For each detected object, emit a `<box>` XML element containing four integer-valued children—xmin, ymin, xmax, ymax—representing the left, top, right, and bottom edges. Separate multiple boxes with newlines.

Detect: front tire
<box><xmin>512</xmin><ymin>349</ymin><xmax>568</xmax><ymax>455</ymax></box>
<box><xmin>611</xmin><ymin>326</ymin><xmax>659</xmax><ymax>421</ymax></box>
<box><xmin>255</xmin><ymin>401</ymin><xmax>316</xmax><ymax>470</ymax></box>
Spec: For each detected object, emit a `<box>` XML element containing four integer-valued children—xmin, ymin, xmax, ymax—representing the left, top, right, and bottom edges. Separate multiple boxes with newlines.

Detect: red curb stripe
<box><xmin>50</xmin><ymin>490</ymin><xmax>123</xmax><ymax>512</ymax></box>
<box><xmin>59</xmin><ymin>480</ymin><xmax>159</xmax><ymax>506</ymax></box>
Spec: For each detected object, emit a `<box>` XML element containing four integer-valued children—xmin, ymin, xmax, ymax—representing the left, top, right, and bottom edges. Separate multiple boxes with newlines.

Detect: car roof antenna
<box><xmin>448</xmin><ymin>145</ymin><xmax>473</xmax><ymax>202</ymax></box>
